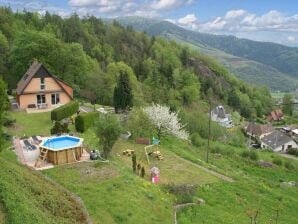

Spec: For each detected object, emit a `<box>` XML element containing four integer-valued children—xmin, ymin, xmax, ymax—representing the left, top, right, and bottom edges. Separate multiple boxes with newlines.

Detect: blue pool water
<box><xmin>42</xmin><ymin>136</ymin><xmax>81</xmax><ymax>150</ymax></box>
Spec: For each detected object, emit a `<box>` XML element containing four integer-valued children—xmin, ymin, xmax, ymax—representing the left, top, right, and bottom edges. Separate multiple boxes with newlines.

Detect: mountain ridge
<box><xmin>117</xmin><ymin>16</ymin><xmax>298</xmax><ymax>91</ymax></box>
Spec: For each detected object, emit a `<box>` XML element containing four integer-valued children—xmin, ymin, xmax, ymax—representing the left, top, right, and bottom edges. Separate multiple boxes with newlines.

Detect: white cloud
<box><xmin>197</xmin><ymin>9</ymin><xmax>298</xmax><ymax>33</ymax></box>
<box><xmin>178</xmin><ymin>14</ymin><xmax>197</xmax><ymax>25</ymax></box>
<box><xmin>225</xmin><ymin>9</ymin><xmax>246</xmax><ymax>20</ymax></box>
<box><xmin>288</xmin><ymin>36</ymin><xmax>295</xmax><ymax>41</ymax></box>
<box><xmin>151</xmin><ymin>0</ymin><xmax>180</xmax><ymax>10</ymax></box>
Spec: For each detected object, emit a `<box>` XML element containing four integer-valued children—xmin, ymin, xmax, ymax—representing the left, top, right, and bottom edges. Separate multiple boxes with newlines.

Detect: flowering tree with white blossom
<box><xmin>143</xmin><ymin>103</ymin><xmax>189</xmax><ymax>140</ymax></box>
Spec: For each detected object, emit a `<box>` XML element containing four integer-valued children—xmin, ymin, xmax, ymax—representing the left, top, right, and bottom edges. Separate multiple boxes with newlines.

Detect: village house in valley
<box><xmin>211</xmin><ymin>105</ymin><xmax>233</xmax><ymax>128</ymax></box>
<box><xmin>267</xmin><ymin>109</ymin><xmax>283</xmax><ymax>122</ymax></box>
<box><xmin>245</xmin><ymin>122</ymin><xmax>274</xmax><ymax>140</ymax></box>
<box><xmin>16</xmin><ymin>60</ymin><xmax>73</xmax><ymax>110</ymax></box>
<box><xmin>260</xmin><ymin>130</ymin><xmax>298</xmax><ymax>152</ymax></box>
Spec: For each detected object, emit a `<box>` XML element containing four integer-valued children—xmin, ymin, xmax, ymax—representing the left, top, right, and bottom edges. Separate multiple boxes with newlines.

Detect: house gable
<box><xmin>16</xmin><ymin>61</ymin><xmax>73</xmax><ymax>99</ymax></box>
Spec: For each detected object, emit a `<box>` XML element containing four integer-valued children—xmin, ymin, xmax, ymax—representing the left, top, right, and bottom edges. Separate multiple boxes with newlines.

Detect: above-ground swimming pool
<box><xmin>39</xmin><ymin>136</ymin><xmax>84</xmax><ymax>165</ymax></box>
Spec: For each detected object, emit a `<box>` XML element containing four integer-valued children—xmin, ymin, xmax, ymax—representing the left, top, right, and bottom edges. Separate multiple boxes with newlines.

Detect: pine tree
<box><xmin>140</xmin><ymin>166</ymin><xmax>145</xmax><ymax>178</ymax></box>
<box><xmin>113</xmin><ymin>71</ymin><xmax>133</xmax><ymax>113</ymax></box>
<box><xmin>132</xmin><ymin>154</ymin><xmax>137</xmax><ymax>173</ymax></box>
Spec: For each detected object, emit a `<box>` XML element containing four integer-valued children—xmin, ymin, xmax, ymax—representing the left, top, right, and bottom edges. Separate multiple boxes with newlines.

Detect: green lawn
<box><xmin>112</xmin><ymin>139</ymin><xmax>218</xmax><ymax>185</ymax></box>
<box><xmin>7</xmin><ymin>111</ymin><xmax>52</xmax><ymax>137</ymax></box>
<box><xmin>43</xmin><ymin>162</ymin><xmax>175</xmax><ymax>224</ymax></box>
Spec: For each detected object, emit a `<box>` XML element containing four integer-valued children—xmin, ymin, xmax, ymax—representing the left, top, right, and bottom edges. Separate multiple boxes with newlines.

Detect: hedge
<box><xmin>75</xmin><ymin>112</ymin><xmax>98</xmax><ymax>132</ymax></box>
<box><xmin>51</xmin><ymin>101</ymin><xmax>79</xmax><ymax>121</ymax></box>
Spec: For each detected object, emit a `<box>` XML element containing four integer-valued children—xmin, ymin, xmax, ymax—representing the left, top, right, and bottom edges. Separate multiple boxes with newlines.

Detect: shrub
<box><xmin>50</xmin><ymin>121</ymin><xmax>69</xmax><ymax>135</ymax></box>
<box><xmin>2</xmin><ymin>112</ymin><xmax>16</xmax><ymax>126</ymax></box>
<box><xmin>96</xmin><ymin>114</ymin><xmax>121</xmax><ymax>158</ymax></box>
<box><xmin>51</xmin><ymin>101</ymin><xmax>79</xmax><ymax>121</ymax></box>
<box><xmin>191</xmin><ymin>133</ymin><xmax>205</xmax><ymax>147</ymax></box>
<box><xmin>132</xmin><ymin>154</ymin><xmax>137</xmax><ymax>173</ymax></box>
<box><xmin>249</xmin><ymin>151</ymin><xmax>258</xmax><ymax>161</ymax></box>
<box><xmin>140</xmin><ymin>166</ymin><xmax>145</xmax><ymax>178</ymax></box>
<box><xmin>241</xmin><ymin>150</ymin><xmax>250</xmax><ymax>158</ymax></box>
<box><xmin>126</xmin><ymin>107</ymin><xmax>155</xmax><ymax>139</ymax></box>
<box><xmin>75</xmin><ymin>112</ymin><xmax>98</xmax><ymax>132</ymax></box>
<box><xmin>211</xmin><ymin>145</ymin><xmax>222</xmax><ymax>154</ymax></box>
<box><xmin>284</xmin><ymin>161</ymin><xmax>294</xmax><ymax>170</ymax></box>
<box><xmin>164</xmin><ymin>184</ymin><xmax>198</xmax><ymax>203</ymax></box>
<box><xmin>287</xmin><ymin>148</ymin><xmax>298</xmax><ymax>157</ymax></box>
<box><xmin>272</xmin><ymin>157</ymin><xmax>282</xmax><ymax>166</ymax></box>
<box><xmin>241</xmin><ymin>150</ymin><xmax>258</xmax><ymax>160</ymax></box>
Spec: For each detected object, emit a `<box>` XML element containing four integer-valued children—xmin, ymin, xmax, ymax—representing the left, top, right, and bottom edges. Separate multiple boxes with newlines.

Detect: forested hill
<box><xmin>0</xmin><ymin>7</ymin><xmax>272</xmax><ymax>118</ymax></box>
<box><xmin>117</xmin><ymin>16</ymin><xmax>298</xmax><ymax>91</ymax></box>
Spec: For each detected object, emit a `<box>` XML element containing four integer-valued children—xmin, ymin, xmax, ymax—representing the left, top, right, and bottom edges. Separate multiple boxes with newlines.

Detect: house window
<box><xmin>36</xmin><ymin>94</ymin><xmax>46</xmax><ymax>105</ymax></box>
<box><xmin>40</xmin><ymin>78</ymin><xmax>45</xmax><ymax>90</ymax></box>
<box><xmin>51</xmin><ymin>93</ymin><xmax>60</xmax><ymax>105</ymax></box>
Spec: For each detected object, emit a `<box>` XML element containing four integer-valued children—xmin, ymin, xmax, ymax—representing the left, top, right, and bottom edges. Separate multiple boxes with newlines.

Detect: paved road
<box><xmin>79</xmin><ymin>106</ymin><xmax>95</xmax><ymax>113</ymax></box>
<box><xmin>279</xmin><ymin>153</ymin><xmax>298</xmax><ymax>161</ymax></box>
<box><xmin>174</xmin><ymin>155</ymin><xmax>234</xmax><ymax>183</ymax></box>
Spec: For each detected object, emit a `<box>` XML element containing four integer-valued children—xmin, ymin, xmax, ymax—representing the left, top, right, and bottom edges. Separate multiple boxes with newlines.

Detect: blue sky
<box><xmin>2</xmin><ymin>0</ymin><xmax>298</xmax><ymax>46</ymax></box>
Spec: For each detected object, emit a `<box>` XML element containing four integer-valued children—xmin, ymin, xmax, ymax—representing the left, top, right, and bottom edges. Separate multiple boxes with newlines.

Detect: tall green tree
<box><xmin>113</xmin><ymin>71</ymin><xmax>133</xmax><ymax>113</ymax></box>
<box><xmin>282</xmin><ymin>93</ymin><xmax>294</xmax><ymax>116</ymax></box>
<box><xmin>96</xmin><ymin>114</ymin><xmax>121</xmax><ymax>158</ymax></box>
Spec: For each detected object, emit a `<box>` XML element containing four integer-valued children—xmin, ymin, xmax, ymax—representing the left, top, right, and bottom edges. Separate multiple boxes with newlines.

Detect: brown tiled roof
<box><xmin>267</xmin><ymin>109</ymin><xmax>283</xmax><ymax>121</ymax></box>
<box><xmin>246</xmin><ymin>123</ymin><xmax>274</xmax><ymax>136</ymax></box>
<box><xmin>16</xmin><ymin>61</ymin><xmax>73</xmax><ymax>99</ymax></box>
<box><xmin>16</xmin><ymin>61</ymin><xmax>42</xmax><ymax>95</ymax></box>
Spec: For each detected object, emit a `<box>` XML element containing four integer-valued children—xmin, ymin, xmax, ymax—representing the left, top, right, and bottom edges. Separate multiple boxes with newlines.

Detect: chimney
<box><xmin>32</xmin><ymin>59</ymin><xmax>39</xmax><ymax>65</ymax></box>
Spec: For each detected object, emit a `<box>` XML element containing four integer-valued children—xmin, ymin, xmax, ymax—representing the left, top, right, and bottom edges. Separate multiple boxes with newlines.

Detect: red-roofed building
<box><xmin>267</xmin><ymin>109</ymin><xmax>283</xmax><ymax>122</ymax></box>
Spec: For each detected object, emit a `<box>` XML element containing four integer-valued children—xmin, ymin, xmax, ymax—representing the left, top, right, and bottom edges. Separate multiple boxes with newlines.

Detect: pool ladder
<box><xmin>35</xmin><ymin>148</ymin><xmax>48</xmax><ymax>168</ymax></box>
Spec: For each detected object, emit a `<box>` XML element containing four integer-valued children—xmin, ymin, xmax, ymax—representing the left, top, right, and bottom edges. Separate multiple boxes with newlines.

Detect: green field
<box><xmin>3</xmin><ymin>111</ymin><xmax>298</xmax><ymax>223</ymax></box>
<box><xmin>7</xmin><ymin>111</ymin><xmax>52</xmax><ymax>137</ymax></box>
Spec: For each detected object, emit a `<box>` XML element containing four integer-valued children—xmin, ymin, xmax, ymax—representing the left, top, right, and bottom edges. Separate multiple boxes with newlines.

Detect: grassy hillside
<box><xmin>43</xmin><ymin>138</ymin><xmax>219</xmax><ymax>224</ymax></box>
<box><xmin>0</xmin><ymin>150</ymin><xmax>89</xmax><ymax>224</ymax></box>
<box><xmin>118</xmin><ymin>16</ymin><xmax>298</xmax><ymax>91</ymax></box>
<box><xmin>42</xmin><ymin>135</ymin><xmax>298</xmax><ymax>224</ymax></box>
<box><xmin>0</xmin><ymin>203</ymin><xmax>5</xmax><ymax>224</ymax></box>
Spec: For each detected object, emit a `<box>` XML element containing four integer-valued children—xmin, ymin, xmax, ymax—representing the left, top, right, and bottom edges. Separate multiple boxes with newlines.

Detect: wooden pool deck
<box><xmin>13</xmin><ymin>137</ymin><xmax>90</xmax><ymax>170</ymax></box>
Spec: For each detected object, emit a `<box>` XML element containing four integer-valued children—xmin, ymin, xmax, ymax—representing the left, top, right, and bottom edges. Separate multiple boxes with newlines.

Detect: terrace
<box><xmin>13</xmin><ymin>135</ymin><xmax>90</xmax><ymax>170</ymax></box>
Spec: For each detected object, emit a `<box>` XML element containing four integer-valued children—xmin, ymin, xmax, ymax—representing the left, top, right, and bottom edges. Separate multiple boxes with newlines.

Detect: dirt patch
<box><xmin>81</xmin><ymin>165</ymin><xmax>118</xmax><ymax>181</ymax></box>
<box><xmin>68</xmin><ymin>162</ymin><xmax>119</xmax><ymax>182</ymax></box>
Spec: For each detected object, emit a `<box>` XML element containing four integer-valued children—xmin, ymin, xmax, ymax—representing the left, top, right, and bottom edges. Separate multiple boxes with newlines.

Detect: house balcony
<box><xmin>25</xmin><ymin>103</ymin><xmax>62</xmax><ymax>114</ymax></box>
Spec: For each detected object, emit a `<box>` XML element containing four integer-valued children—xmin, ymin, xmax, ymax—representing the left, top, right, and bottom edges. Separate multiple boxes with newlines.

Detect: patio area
<box><xmin>13</xmin><ymin>136</ymin><xmax>90</xmax><ymax>170</ymax></box>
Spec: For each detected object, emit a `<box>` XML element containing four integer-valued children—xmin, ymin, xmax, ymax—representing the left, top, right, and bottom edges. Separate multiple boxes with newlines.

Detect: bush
<box><xmin>51</xmin><ymin>101</ymin><xmax>79</xmax><ymax>121</ymax></box>
<box><xmin>287</xmin><ymin>148</ymin><xmax>298</xmax><ymax>157</ymax></box>
<box><xmin>272</xmin><ymin>157</ymin><xmax>283</xmax><ymax>166</ymax></box>
<box><xmin>50</xmin><ymin>121</ymin><xmax>69</xmax><ymax>135</ymax></box>
<box><xmin>191</xmin><ymin>133</ymin><xmax>205</xmax><ymax>147</ymax></box>
<box><xmin>241</xmin><ymin>150</ymin><xmax>258</xmax><ymax>160</ymax></box>
<box><xmin>284</xmin><ymin>161</ymin><xmax>294</xmax><ymax>170</ymax></box>
<box><xmin>248</xmin><ymin>151</ymin><xmax>258</xmax><ymax>161</ymax></box>
<box><xmin>126</xmin><ymin>108</ymin><xmax>154</xmax><ymax>138</ymax></box>
<box><xmin>164</xmin><ymin>184</ymin><xmax>198</xmax><ymax>203</ymax></box>
<box><xmin>2</xmin><ymin>112</ymin><xmax>16</xmax><ymax>126</ymax></box>
<box><xmin>75</xmin><ymin>112</ymin><xmax>98</xmax><ymax>132</ymax></box>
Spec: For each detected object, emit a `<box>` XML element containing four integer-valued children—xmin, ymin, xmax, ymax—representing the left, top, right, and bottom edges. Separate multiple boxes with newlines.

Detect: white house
<box><xmin>211</xmin><ymin>105</ymin><xmax>233</xmax><ymax>128</ymax></box>
<box><xmin>260</xmin><ymin>130</ymin><xmax>297</xmax><ymax>152</ymax></box>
